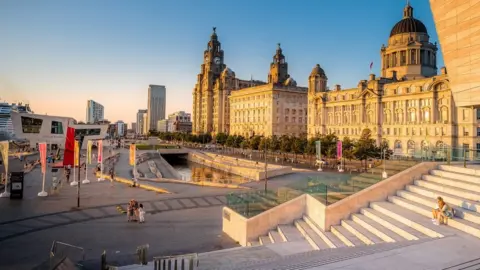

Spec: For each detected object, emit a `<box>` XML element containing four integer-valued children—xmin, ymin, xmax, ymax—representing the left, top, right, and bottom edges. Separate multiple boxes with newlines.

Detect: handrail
<box><xmin>153</xmin><ymin>253</ymin><xmax>198</xmax><ymax>270</ymax></box>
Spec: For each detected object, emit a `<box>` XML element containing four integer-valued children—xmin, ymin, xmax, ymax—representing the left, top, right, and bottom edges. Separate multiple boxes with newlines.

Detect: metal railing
<box><xmin>154</xmin><ymin>253</ymin><xmax>198</xmax><ymax>270</ymax></box>
<box><xmin>49</xmin><ymin>240</ymin><xmax>85</xmax><ymax>269</ymax></box>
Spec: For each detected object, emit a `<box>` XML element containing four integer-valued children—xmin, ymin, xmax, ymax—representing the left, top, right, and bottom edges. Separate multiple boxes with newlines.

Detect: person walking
<box><xmin>138</xmin><ymin>204</ymin><xmax>145</xmax><ymax>223</ymax></box>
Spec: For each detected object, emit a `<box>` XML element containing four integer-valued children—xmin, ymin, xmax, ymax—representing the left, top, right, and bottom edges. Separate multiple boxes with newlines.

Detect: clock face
<box><xmin>214</xmin><ymin>57</ymin><xmax>221</xmax><ymax>64</ymax></box>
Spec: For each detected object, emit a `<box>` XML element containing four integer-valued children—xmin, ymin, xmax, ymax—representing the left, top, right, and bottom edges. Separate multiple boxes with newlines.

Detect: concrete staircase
<box><xmin>251</xmin><ymin>164</ymin><xmax>480</xmax><ymax>251</ymax></box>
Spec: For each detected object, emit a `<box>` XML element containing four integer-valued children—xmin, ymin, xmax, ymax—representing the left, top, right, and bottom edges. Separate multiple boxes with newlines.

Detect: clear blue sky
<box><xmin>0</xmin><ymin>0</ymin><xmax>441</xmax><ymax>124</ymax></box>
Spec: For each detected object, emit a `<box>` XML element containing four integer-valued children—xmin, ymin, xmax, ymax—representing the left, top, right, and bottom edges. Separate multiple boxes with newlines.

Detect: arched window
<box><xmin>423</xmin><ymin>109</ymin><xmax>430</xmax><ymax>122</ymax></box>
<box><xmin>440</xmin><ymin>107</ymin><xmax>449</xmax><ymax>123</ymax></box>
<box><xmin>395</xmin><ymin>140</ymin><xmax>402</xmax><ymax>149</ymax></box>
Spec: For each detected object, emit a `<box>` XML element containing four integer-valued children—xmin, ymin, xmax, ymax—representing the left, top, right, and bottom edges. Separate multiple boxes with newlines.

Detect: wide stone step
<box><xmin>397</xmin><ymin>190</ymin><xmax>480</xmax><ymax>224</ymax></box>
<box><xmin>388</xmin><ymin>195</ymin><xmax>480</xmax><ymax>238</ymax></box>
<box><xmin>370</xmin><ymin>201</ymin><xmax>445</xmax><ymax>238</ymax></box>
<box><xmin>437</xmin><ymin>165</ymin><xmax>480</xmax><ymax>178</ymax></box>
<box><xmin>351</xmin><ymin>214</ymin><xmax>405</xmax><ymax>242</ymax></box>
<box><xmin>277</xmin><ymin>224</ymin><xmax>305</xmax><ymax>242</ymax></box>
<box><xmin>406</xmin><ymin>184</ymin><xmax>480</xmax><ymax>213</ymax></box>
<box><xmin>294</xmin><ymin>220</ymin><xmax>331</xmax><ymax>250</ymax></box>
<box><xmin>259</xmin><ymin>236</ymin><xmax>272</xmax><ymax>245</ymax></box>
<box><xmin>431</xmin><ymin>168</ymin><xmax>480</xmax><ymax>184</ymax></box>
<box><xmin>303</xmin><ymin>216</ymin><xmax>346</xmax><ymax>248</ymax></box>
<box><xmin>331</xmin><ymin>225</ymin><xmax>365</xmax><ymax>247</ymax></box>
<box><xmin>360</xmin><ymin>208</ymin><xmax>426</xmax><ymax>240</ymax></box>
<box><xmin>247</xmin><ymin>241</ymin><xmax>260</xmax><ymax>247</ymax></box>
<box><xmin>268</xmin><ymin>230</ymin><xmax>284</xmax><ymax>243</ymax></box>
<box><xmin>423</xmin><ymin>174</ymin><xmax>480</xmax><ymax>193</ymax></box>
<box><xmin>414</xmin><ymin>180</ymin><xmax>480</xmax><ymax>201</ymax></box>
<box><xmin>341</xmin><ymin>220</ymin><xmax>383</xmax><ymax>245</ymax></box>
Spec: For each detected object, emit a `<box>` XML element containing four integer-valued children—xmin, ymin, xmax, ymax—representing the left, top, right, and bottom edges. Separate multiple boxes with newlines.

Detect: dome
<box><xmin>390</xmin><ymin>18</ymin><xmax>428</xmax><ymax>37</ymax></box>
<box><xmin>389</xmin><ymin>4</ymin><xmax>428</xmax><ymax>37</ymax></box>
<box><xmin>310</xmin><ymin>64</ymin><xmax>326</xmax><ymax>77</ymax></box>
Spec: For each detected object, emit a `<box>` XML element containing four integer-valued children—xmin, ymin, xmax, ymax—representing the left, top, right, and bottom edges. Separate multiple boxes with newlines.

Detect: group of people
<box><xmin>127</xmin><ymin>199</ymin><xmax>145</xmax><ymax>223</ymax></box>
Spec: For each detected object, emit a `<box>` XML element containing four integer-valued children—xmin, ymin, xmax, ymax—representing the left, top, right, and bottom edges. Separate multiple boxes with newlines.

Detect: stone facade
<box><xmin>192</xmin><ymin>28</ymin><xmax>266</xmax><ymax>135</ymax></box>
<box><xmin>430</xmin><ymin>0</ymin><xmax>480</xmax><ymax>107</ymax></box>
<box><xmin>229</xmin><ymin>44</ymin><xmax>307</xmax><ymax>137</ymax></box>
<box><xmin>308</xmin><ymin>3</ymin><xmax>480</xmax><ymax>156</ymax></box>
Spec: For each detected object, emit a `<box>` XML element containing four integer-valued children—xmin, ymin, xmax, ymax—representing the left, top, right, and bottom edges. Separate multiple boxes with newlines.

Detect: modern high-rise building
<box><xmin>86</xmin><ymin>100</ymin><xmax>104</xmax><ymax>124</ymax></box>
<box><xmin>147</xmin><ymin>85</ymin><xmax>166</xmax><ymax>131</ymax></box>
<box><xmin>136</xmin><ymin>109</ymin><xmax>147</xmax><ymax>134</ymax></box>
<box><xmin>131</xmin><ymin>122</ymin><xmax>137</xmax><ymax>132</ymax></box>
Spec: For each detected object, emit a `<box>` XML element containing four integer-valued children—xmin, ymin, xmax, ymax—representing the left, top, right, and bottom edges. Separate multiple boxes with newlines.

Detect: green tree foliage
<box><xmin>354</xmin><ymin>129</ymin><xmax>378</xmax><ymax>169</ymax></box>
<box><xmin>280</xmin><ymin>135</ymin><xmax>292</xmax><ymax>153</ymax></box>
<box><xmin>215</xmin><ymin>132</ymin><xmax>228</xmax><ymax>145</ymax></box>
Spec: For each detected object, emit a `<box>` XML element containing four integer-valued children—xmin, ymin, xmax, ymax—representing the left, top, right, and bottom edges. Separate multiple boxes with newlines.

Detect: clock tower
<box><xmin>204</xmin><ymin>27</ymin><xmax>225</xmax><ymax>75</ymax></box>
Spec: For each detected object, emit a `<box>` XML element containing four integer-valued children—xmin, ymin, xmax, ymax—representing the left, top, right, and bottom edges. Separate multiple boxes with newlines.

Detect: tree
<box><xmin>291</xmin><ymin>137</ymin><xmax>306</xmax><ymax>160</ymax></box>
<box><xmin>378</xmin><ymin>140</ymin><xmax>393</xmax><ymax>160</ymax></box>
<box><xmin>215</xmin><ymin>132</ymin><xmax>228</xmax><ymax>145</ymax></box>
<box><xmin>225</xmin><ymin>135</ymin><xmax>235</xmax><ymax>147</ymax></box>
<box><xmin>342</xmin><ymin>137</ymin><xmax>356</xmax><ymax>162</ymax></box>
<box><xmin>269</xmin><ymin>135</ymin><xmax>280</xmax><ymax>153</ymax></box>
<box><xmin>280</xmin><ymin>135</ymin><xmax>292</xmax><ymax>154</ymax></box>
<box><xmin>354</xmin><ymin>129</ymin><xmax>377</xmax><ymax>170</ymax></box>
<box><xmin>249</xmin><ymin>135</ymin><xmax>261</xmax><ymax>150</ymax></box>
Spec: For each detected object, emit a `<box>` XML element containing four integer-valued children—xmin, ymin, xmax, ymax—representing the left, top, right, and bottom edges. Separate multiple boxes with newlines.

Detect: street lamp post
<box><xmin>382</xmin><ymin>149</ymin><xmax>388</xmax><ymax>179</ymax></box>
<box><xmin>76</xmin><ymin>137</ymin><xmax>82</xmax><ymax>208</ymax></box>
<box><xmin>264</xmin><ymin>139</ymin><xmax>268</xmax><ymax>193</ymax></box>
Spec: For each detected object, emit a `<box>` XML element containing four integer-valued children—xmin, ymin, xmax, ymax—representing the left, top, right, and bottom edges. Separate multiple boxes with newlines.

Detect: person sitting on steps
<box><xmin>432</xmin><ymin>196</ymin><xmax>454</xmax><ymax>225</ymax></box>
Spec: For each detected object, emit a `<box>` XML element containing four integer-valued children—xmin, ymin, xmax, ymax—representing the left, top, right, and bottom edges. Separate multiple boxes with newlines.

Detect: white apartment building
<box><xmin>86</xmin><ymin>100</ymin><xmax>104</xmax><ymax>124</ymax></box>
<box><xmin>136</xmin><ymin>109</ymin><xmax>147</xmax><ymax>135</ymax></box>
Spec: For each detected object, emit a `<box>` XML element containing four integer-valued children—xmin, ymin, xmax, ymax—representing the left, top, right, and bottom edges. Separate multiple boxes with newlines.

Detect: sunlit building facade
<box><xmin>308</xmin><ymin>3</ymin><xmax>480</xmax><ymax>157</ymax></box>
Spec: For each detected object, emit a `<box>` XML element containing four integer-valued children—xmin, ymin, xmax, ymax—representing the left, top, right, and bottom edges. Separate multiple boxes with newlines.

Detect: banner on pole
<box><xmin>0</xmin><ymin>141</ymin><xmax>9</xmax><ymax>174</ymax></box>
<box><xmin>87</xmin><ymin>140</ymin><xmax>92</xmax><ymax>164</ymax></box>
<box><xmin>39</xmin><ymin>142</ymin><xmax>47</xmax><ymax>174</ymax></box>
<box><xmin>315</xmin><ymin>141</ymin><xmax>321</xmax><ymax>160</ymax></box>
<box><xmin>97</xmin><ymin>140</ymin><xmax>103</xmax><ymax>163</ymax></box>
<box><xmin>129</xmin><ymin>144</ymin><xmax>136</xmax><ymax>166</ymax></box>
<box><xmin>337</xmin><ymin>140</ymin><xmax>343</xmax><ymax>160</ymax></box>
<box><xmin>74</xmin><ymin>140</ymin><xmax>79</xmax><ymax>166</ymax></box>
<box><xmin>62</xmin><ymin>127</ymin><xmax>75</xmax><ymax>166</ymax></box>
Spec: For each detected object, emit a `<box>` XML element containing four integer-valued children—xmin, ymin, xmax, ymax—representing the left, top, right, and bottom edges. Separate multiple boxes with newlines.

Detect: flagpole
<box><xmin>97</xmin><ymin>140</ymin><xmax>105</xmax><ymax>181</ymax></box>
<box><xmin>70</xmin><ymin>141</ymin><xmax>79</xmax><ymax>186</ymax></box>
<box><xmin>82</xmin><ymin>140</ymin><xmax>91</xmax><ymax>184</ymax></box>
<box><xmin>38</xmin><ymin>142</ymin><xmax>48</xmax><ymax>197</ymax></box>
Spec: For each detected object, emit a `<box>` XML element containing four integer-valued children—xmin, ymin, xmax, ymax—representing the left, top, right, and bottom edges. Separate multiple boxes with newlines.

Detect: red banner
<box><xmin>62</xmin><ymin>127</ymin><xmax>75</xmax><ymax>167</ymax></box>
<box><xmin>97</xmin><ymin>140</ymin><xmax>103</xmax><ymax>162</ymax></box>
<box><xmin>39</xmin><ymin>143</ymin><xmax>47</xmax><ymax>174</ymax></box>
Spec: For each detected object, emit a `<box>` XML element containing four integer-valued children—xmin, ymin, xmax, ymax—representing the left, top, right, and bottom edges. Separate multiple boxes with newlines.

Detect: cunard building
<box><xmin>308</xmin><ymin>3</ymin><xmax>480</xmax><ymax>157</ymax></box>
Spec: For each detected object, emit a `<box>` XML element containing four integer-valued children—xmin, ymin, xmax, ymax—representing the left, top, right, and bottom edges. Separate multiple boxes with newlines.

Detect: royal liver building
<box><xmin>308</xmin><ymin>3</ymin><xmax>480</xmax><ymax>157</ymax></box>
<box><xmin>192</xmin><ymin>28</ymin><xmax>265</xmax><ymax>135</ymax></box>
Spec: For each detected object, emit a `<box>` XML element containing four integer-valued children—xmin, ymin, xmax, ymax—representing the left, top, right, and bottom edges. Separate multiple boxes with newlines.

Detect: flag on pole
<box><xmin>97</xmin><ymin>140</ymin><xmax>103</xmax><ymax>163</ymax></box>
<box><xmin>337</xmin><ymin>141</ymin><xmax>343</xmax><ymax>160</ymax></box>
<box><xmin>0</xmin><ymin>141</ymin><xmax>9</xmax><ymax>174</ymax></box>
<box><xmin>369</xmin><ymin>62</ymin><xmax>373</xmax><ymax>73</ymax></box>
<box><xmin>129</xmin><ymin>144</ymin><xmax>136</xmax><ymax>166</ymax></box>
<box><xmin>87</xmin><ymin>140</ymin><xmax>92</xmax><ymax>164</ymax></box>
<box><xmin>39</xmin><ymin>142</ymin><xmax>47</xmax><ymax>174</ymax></box>
<box><xmin>74</xmin><ymin>141</ymin><xmax>79</xmax><ymax>167</ymax></box>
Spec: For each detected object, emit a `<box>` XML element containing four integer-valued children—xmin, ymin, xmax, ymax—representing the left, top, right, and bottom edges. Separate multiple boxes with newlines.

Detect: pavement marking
<box><xmin>192</xmin><ymin>198</ymin><xmax>210</xmax><ymax>207</ymax></box>
<box><xmin>215</xmin><ymin>196</ymin><xmax>227</xmax><ymax>204</ymax></box>
<box><xmin>165</xmin><ymin>199</ymin><xmax>183</xmax><ymax>210</ymax></box>
<box><xmin>153</xmin><ymin>201</ymin><xmax>171</xmax><ymax>211</ymax></box>
<box><xmin>116</xmin><ymin>206</ymin><xmax>127</xmax><ymax>214</ymax></box>
<box><xmin>179</xmin><ymin>199</ymin><xmax>196</xmax><ymax>208</ymax></box>
<box><xmin>205</xmin><ymin>197</ymin><xmax>222</xmax><ymax>205</ymax></box>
